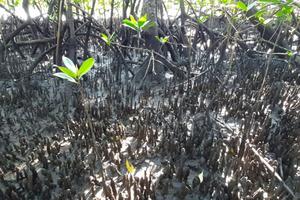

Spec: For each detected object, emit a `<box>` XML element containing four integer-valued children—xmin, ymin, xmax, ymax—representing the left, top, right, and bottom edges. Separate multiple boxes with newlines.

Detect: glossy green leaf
<box><xmin>57</xmin><ymin>66</ymin><xmax>77</xmax><ymax>79</ymax></box>
<box><xmin>141</xmin><ymin>21</ymin><xmax>156</xmax><ymax>31</ymax></box>
<box><xmin>236</xmin><ymin>1</ymin><xmax>247</xmax><ymax>11</ymax></box>
<box><xmin>276</xmin><ymin>4</ymin><xmax>293</xmax><ymax>22</ymax></box>
<box><xmin>220</xmin><ymin>0</ymin><xmax>229</xmax><ymax>4</ymax></box>
<box><xmin>62</xmin><ymin>56</ymin><xmax>78</xmax><ymax>74</ymax></box>
<box><xmin>53</xmin><ymin>72</ymin><xmax>77</xmax><ymax>83</ymax></box>
<box><xmin>110</xmin><ymin>32</ymin><xmax>116</xmax><ymax>39</ymax></box>
<box><xmin>255</xmin><ymin>9</ymin><xmax>268</xmax><ymax>24</ymax></box>
<box><xmin>162</xmin><ymin>36</ymin><xmax>169</xmax><ymax>43</ymax></box>
<box><xmin>129</xmin><ymin>15</ymin><xmax>138</xmax><ymax>26</ymax></box>
<box><xmin>197</xmin><ymin>16</ymin><xmax>209</xmax><ymax>23</ymax></box>
<box><xmin>138</xmin><ymin>14</ymin><xmax>147</xmax><ymax>27</ymax></box>
<box><xmin>109</xmin><ymin>33</ymin><xmax>116</xmax><ymax>44</ymax></box>
<box><xmin>123</xmin><ymin>15</ymin><xmax>154</xmax><ymax>32</ymax></box>
<box><xmin>78</xmin><ymin>57</ymin><xmax>95</xmax><ymax>79</ymax></box>
<box><xmin>287</xmin><ymin>50</ymin><xmax>293</xmax><ymax>57</ymax></box>
<box><xmin>122</xmin><ymin>19</ymin><xmax>138</xmax><ymax>31</ymax></box>
<box><xmin>101</xmin><ymin>33</ymin><xmax>111</xmax><ymax>46</ymax></box>
<box><xmin>276</xmin><ymin>5</ymin><xmax>293</xmax><ymax>17</ymax></box>
<box><xmin>258</xmin><ymin>16</ymin><xmax>266</xmax><ymax>24</ymax></box>
<box><xmin>155</xmin><ymin>36</ymin><xmax>169</xmax><ymax>44</ymax></box>
<box><xmin>101</xmin><ymin>33</ymin><xmax>109</xmax><ymax>41</ymax></box>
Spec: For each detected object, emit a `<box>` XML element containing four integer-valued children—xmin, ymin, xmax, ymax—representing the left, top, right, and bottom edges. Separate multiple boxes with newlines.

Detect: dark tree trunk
<box><xmin>83</xmin><ymin>0</ymin><xmax>96</xmax><ymax>59</ymax></box>
<box><xmin>141</xmin><ymin>0</ymin><xmax>162</xmax><ymax>52</ymax></box>
<box><xmin>55</xmin><ymin>0</ymin><xmax>64</xmax><ymax>65</ymax></box>
<box><xmin>66</xmin><ymin>0</ymin><xmax>76</xmax><ymax>62</ymax></box>
<box><xmin>109</xmin><ymin>0</ymin><xmax>115</xmax><ymax>33</ymax></box>
<box><xmin>123</xmin><ymin>0</ymin><xmax>130</xmax><ymax>19</ymax></box>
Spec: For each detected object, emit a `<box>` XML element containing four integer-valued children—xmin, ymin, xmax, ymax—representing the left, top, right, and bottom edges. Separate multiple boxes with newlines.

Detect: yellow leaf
<box><xmin>228</xmin><ymin>147</ymin><xmax>236</xmax><ymax>156</ymax></box>
<box><xmin>129</xmin><ymin>15</ymin><xmax>137</xmax><ymax>26</ymax></box>
<box><xmin>125</xmin><ymin>159</ymin><xmax>136</xmax><ymax>174</ymax></box>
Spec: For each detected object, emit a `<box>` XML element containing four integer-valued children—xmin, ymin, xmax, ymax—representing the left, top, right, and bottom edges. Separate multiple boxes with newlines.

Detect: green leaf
<box><xmin>78</xmin><ymin>57</ymin><xmax>95</xmax><ymax>79</ymax></box>
<box><xmin>122</xmin><ymin>19</ymin><xmax>138</xmax><ymax>31</ymax></box>
<box><xmin>276</xmin><ymin>5</ymin><xmax>293</xmax><ymax>21</ymax></box>
<box><xmin>13</xmin><ymin>0</ymin><xmax>20</xmax><ymax>6</ymax></box>
<box><xmin>140</xmin><ymin>21</ymin><xmax>156</xmax><ymax>31</ymax></box>
<box><xmin>101</xmin><ymin>33</ymin><xmax>109</xmax><ymax>41</ymax></box>
<box><xmin>110</xmin><ymin>32</ymin><xmax>116</xmax><ymax>41</ymax></box>
<box><xmin>255</xmin><ymin>9</ymin><xmax>268</xmax><ymax>24</ymax></box>
<box><xmin>236</xmin><ymin>1</ymin><xmax>247</xmax><ymax>11</ymax></box>
<box><xmin>53</xmin><ymin>73</ymin><xmax>77</xmax><ymax>83</ymax></box>
<box><xmin>138</xmin><ymin>14</ymin><xmax>147</xmax><ymax>27</ymax></box>
<box><xmin>258</xmin><ymin>16</ymin><xmax>266</xmax><ymax>24</ymax></box>
<box><xmin>155</xmin><ymin>36</ymin><xmax>169</xmax><ymax>44</ymax></box>
<box><xmin>162</xmin><ymin>36</ymin><xmax>169</xmax><ymax>43</ymax></box>
<box><xmin>129</xmin><ymin>15</ymin><xmax>138</xmax><ymax>26</ymax></box>
<box><xmin>57</xmin><ymin>66</ymin><xmax>77</xmax><ymax>79</ymax></box>
<box><xmin>62</xmin><ymin>56</ymin><xmax>78</xmax><ymax>74</ymax></box>
<box><xmin>220</xmin><ymin>0</ymin><xmax>229</xmax><ymax>3</ymax></box>
<box><xmin>101</xmin><ymin>33</ymin><xmax>111</xmax><ymax>46</ymax></box>
<box><xmin>197</xmin><ymin>16</ymin><xmax>209</xmax><ymax>23</ymax></box>
<box><xmin>287</xmin><ymin>50</ymin><xmax>293</xmax><ymax>57</ymax></box>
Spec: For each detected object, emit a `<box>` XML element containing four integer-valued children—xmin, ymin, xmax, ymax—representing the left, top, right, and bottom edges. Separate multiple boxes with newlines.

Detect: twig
<box><xmin>248</xmin><ymin>143</ymin><xmax>297</xmax><ymax>199</ymax></box>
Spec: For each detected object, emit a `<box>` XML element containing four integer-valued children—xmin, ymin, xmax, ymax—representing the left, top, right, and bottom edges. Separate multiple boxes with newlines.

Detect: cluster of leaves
<box><xmin>101</xmin><ymin>15</ymin><xmax>169</xmax><ymax>46</ymax></box>
<box><xmin>73</xmin><ymin>0</ymin><xmax>93</xmax><ymax>11</ymax></box>
<box><xmin>101</xmin><ymin>32</ymin><xmax>170</xmax><ymax>48</ymax></box>
<box><xmin>254</xmin><ymin>0</ymin><xmax>295</xmax><ymax>24</ymax></box>
<box><xmin>56</xmin><ymin>14</ymin><xmax>170</xmax><ymax>84</ymax></box>
<box><xmin>122</xmin><ymin>14</ymin><xmax>156</xmax><ymax>33</ymax></box>
<box><xmin>53</xmin><ymin>56</ymin><xmax>95</xmax><ymax>84</ymax></box>
<box><xmin>220</xmin><ymin>0</ymin><xmax>296</xmax><ymax>24</ymax></box>
<box><xmin>100</xmin><ymin>32</ymin><xmax>116</xmax><ymax>46</ymax></box>
<box><xmin>155</xmin><ymin>36</ymin><xmax>169</xmax><ymax>44</ymax></box>
<box><xmin>0</xmin><ymin>0</ymin><xmax>21</xmax><ymax>7</ymax></box>
<box><xmin>191</xmin><ymin>0</ymin><xmax>296</xmax><ymax>26</ymax></box>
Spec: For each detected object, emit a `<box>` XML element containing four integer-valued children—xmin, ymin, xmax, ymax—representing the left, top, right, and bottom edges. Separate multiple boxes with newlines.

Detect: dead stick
<box><xmin>248</xmin><ymin>143</ymin><xmax>297</xmax><ymax>199</ymax></box>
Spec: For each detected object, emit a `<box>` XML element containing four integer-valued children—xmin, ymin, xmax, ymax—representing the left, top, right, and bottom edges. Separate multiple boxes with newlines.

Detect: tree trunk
<box><xmin>141</xmin><ymin>0</ymin><xmax>161</xmax><ymax>52</ymax></box>
<box><xmin>66</xmin><ymin>0</ymin><xmax>76</xmax><ymax>62</ymax></box>
<box><xmin>109</xmin><ymin>0</ymin><xmax>115</xmax><ymax>33</ymax></box>
<box><xmin>179</xmin><ymin>0</ymin><xmax>189</xmax><ymax>58</ymax></box>
<box><xmin>133</xmin><ymin>0</ymin><xmax>167</xmax><ymax>88</ymax></box>
<box><xmin>83</xmin><ymin>0</ymin><xmax>96</xmax><ymax>59</ymax></box>
<box><xmin>123</xmin><ymin>0</ymin><xmax>130</xmax><ymax>19</ymax></box>
<box><xmin>55</xmin><ymin>0</ymin><xmax>64</xmax><ymax>65</ymax></box>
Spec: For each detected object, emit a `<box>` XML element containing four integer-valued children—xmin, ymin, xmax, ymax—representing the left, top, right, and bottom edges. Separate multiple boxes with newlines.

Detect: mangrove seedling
<box><xmin>101</xmin><ymin>32</ymin><xmax>116</xmax><ymax>46</ymax></box>
<box><xmin>53</xmin><ymin>56</ymin><xmax>95</xmax><ymax>83</ymax></box>
<box><xmin>155</xmin><ymin>36</ymin><xmax>169</xmax><ymax>44</ymax></box>
<box><xmin>122</xmin><ymin>14</ymin><xmax>155</xmax><ymax>33</ymax></box>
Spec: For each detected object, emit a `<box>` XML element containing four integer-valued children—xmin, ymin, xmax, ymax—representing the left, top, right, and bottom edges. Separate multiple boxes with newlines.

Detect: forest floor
<box><xmin>0</xmin><ymin>50</ymin><xmax>300</xmax><ymax>200</ymax></box>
